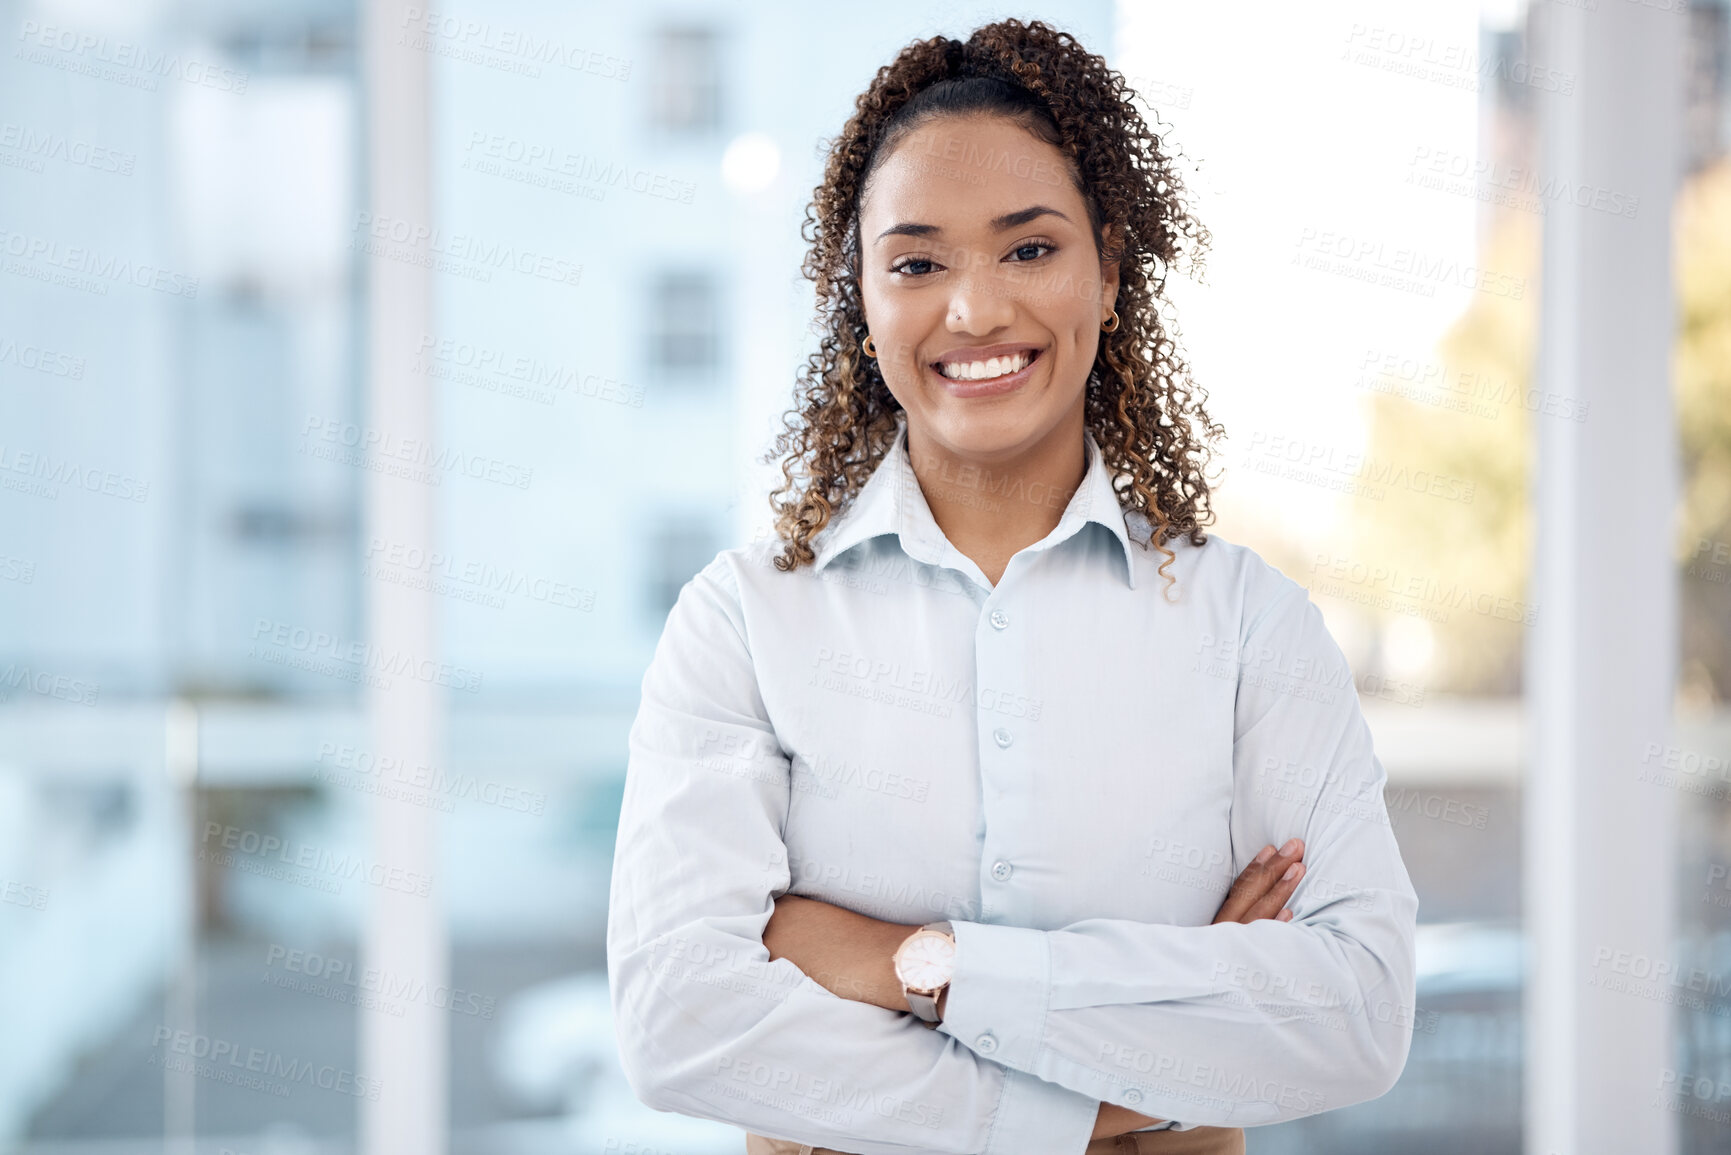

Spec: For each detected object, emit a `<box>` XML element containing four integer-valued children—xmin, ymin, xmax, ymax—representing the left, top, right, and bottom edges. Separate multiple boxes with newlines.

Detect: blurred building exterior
<box><xmin>1</xmin><ymin>0</ymin><xmax>1727</xmax><ymax>1152</ymax></box>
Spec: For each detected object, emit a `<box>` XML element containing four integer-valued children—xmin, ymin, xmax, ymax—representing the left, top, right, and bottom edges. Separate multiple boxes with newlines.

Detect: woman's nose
<box><xmin>945</xmin><ymin>265</ymin><xmax>1016</xmax><ymax>333</ymax></box>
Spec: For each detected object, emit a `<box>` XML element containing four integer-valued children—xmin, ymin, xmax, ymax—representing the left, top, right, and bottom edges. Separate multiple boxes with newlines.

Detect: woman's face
<box><xmin>856</xmin><ymin>113</ymin><xmax>1118</xmax><ymax>461</ymax></box>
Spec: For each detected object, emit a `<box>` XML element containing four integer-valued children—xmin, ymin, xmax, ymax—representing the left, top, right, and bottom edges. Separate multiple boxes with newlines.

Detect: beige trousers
<box><xmin>743</xmin><ymin>1122</ymin><xmax>1245</xmax><ymax>1155</ymax></box>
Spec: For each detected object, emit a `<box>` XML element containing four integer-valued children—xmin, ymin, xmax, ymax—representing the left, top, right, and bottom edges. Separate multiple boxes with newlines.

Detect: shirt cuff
<box><xmin>981</xmin><ymin>1066</ymin><xmax>1099</xmax><ymax>1155</ymax></box>
<box><xmin>937</xmin><ymin>919</ymin><xmax>1052</xmax><ymax>1070</ymax></box>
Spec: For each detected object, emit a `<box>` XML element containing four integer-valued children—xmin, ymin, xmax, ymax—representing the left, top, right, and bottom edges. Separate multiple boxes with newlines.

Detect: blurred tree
<box><xmin>1352</xmin><ymin>155</ymin><xmax>1731</xmax><ymax>700</ymax></box>
<box><xmin>1676</xmin><ymin>158</ymin><xmax>1731</xmax><ymax>708</ymax></box>
<box><xmin>1350</xmin><ymin>209</ymin><xmax>1537</xmax><ymax>695</ymax></box>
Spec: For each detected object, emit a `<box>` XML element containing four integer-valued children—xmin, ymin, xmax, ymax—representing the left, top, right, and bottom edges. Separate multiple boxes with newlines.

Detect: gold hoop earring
<box><xmin>1101</xmin><ymin>309</ymin><xmax>1120</xmax><ymax>333</ymax></box>
<box><xmin>861</xmin><ymin>334</ymin><xmax>877</xmax><ymax>358</ymax></box>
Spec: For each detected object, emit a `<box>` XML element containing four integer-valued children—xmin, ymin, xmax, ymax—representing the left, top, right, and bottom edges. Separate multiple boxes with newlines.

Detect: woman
<box><xmin>607</xmin><ymin>18</ymin><xmax>1418</xmax><ymax>1155</ymax></box>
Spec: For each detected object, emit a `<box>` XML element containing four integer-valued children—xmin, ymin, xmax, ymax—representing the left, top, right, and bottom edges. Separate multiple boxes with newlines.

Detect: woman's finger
<box><xmin>1211</xmin><ymin>844</ymin><xmax>1277</xmax><ymax>924</ymax></box>
<box><xmin>1243</xmin><ymin>859</ymin><xmax>1305</xmax><ymax>921</ymax></box>
<box><xmin>1212</xmin><ymin>840</ymin><xmax>1304</xmax><ymax>924</ymax></box>
<box><xmin>1212</xmin><ymin>848</ymin><xmax>1276</xmax><ymax>924</ymax></box>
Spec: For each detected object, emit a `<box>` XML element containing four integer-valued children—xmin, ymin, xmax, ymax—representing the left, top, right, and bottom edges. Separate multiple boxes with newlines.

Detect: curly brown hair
<box><xmin>763</xmin><ymin>17</ymin><xmax>1223</xmax><ymax>594</ymax></box>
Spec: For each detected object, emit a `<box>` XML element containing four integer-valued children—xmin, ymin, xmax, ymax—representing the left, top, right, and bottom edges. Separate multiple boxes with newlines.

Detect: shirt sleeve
<box><xmin>606</xmin><ymin>557</ymin><xmax>1103</xmax><ymax>1155</ymax></box>
<box><xmin>933</xmin><ymin>578</ymin><xmax>1420</xmax><ymax>1129</ymax></box>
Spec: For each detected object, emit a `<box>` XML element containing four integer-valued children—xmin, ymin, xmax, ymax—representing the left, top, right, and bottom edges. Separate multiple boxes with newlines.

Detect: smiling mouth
<box><xmin>931</xmin><ymin>348</ymin><xmax>1041</xmax><ymax>382</ymax></box>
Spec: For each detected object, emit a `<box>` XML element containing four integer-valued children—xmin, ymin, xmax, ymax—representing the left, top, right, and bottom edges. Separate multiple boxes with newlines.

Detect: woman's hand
<box><xmin>1212</xmin><ymin>838</ymin><xmax>1306</xmax><ymax>925</ymax></box>
<box><xmin>767</xmin><ymin>843</ymin><xmax>1307</xmax><ymax>1141</ymax></box>
<box><xmin>1095</xmin><ymin>839</ymin><xmax>1307</xmax><ymax>1139</ymax></box>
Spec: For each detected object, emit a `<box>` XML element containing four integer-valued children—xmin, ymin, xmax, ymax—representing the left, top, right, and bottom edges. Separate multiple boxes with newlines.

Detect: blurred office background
<box><xmin>0</xmin><ymin>0</ymin><xmax>1726</xmax><ymax>1151</ymax></box>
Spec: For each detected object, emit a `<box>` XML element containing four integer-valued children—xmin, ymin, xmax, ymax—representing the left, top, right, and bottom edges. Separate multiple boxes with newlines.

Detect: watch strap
<box><xmin>907</xmin><ymin>988</ymin><xmax>941</xmax><ymax>1022</ymax></box>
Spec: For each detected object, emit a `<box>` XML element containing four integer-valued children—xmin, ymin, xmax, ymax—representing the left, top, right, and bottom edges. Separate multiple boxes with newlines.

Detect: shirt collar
<box><xmin>811</xmin><ymin>413</ymin><xmax>1144</xmax><ymax>590</ymax></box>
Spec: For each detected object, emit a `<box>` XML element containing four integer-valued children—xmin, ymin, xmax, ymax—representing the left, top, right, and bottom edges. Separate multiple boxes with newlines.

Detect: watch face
<box><xmin>895</xmin><ymin>930</ymin><xmax>956</xmax><ymax>991</ymax></box>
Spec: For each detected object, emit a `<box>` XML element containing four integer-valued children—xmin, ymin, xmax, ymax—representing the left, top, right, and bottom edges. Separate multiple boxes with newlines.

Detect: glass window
<box><xmin>650</xmin><ymin>27</ymin><xmax>722</xmax><ymax>133</ymax></box>
<box><xmin>648</xmin><ymin>270</ymin><xmax>720</xmax><ymax>375</ymax></box>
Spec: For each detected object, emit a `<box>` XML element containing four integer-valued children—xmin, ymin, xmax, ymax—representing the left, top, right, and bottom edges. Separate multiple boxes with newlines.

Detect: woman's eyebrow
<box><xmin>873</xmin><ymin>205</ymin><xmax>1072</xmax><ymax>244</ymax></box>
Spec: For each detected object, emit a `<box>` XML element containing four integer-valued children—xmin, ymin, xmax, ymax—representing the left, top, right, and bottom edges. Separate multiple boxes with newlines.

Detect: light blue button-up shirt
<box><xmin>607</xmin><ymin>413</ymin><xmax>1419</xmax><ymax>1155</ymax></box>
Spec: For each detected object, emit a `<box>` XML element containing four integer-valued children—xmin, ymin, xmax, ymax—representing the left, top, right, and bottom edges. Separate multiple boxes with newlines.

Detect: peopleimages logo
<box><xmin>0</xmin><ymin>663</ymin><xmax>99</xmax><ymax>706</ymax></box>
<box><xmin>315</xmin><ymin>741</ymin><xmax>548</xmax><ymax>815</ymax></box>
<box><xmin>300</xmin><ymin>415</ymin><xmax>535</xmax><ymax>491</ymax></box>
<box><xmin>0</xmin><ymin>442</ymin><xmax>148</xmax><ymax>502</ymax></box>
<box><xmin>249</xmin><ymin>617</ymin><xmax>485</xmax><ymax>694</ymax></box>
<box><xmin>397</xmin><ymin>8</ymin><xmax>632</xmax><ymax>80</ymax></box>
<box><xmin>414</xmin><ymin>334</ymin><xmax>643</xmax><ymax>408</ymax></box>
<box><xmin>14</xmin><ymin>20</ymin><xmax>250</xmax><ymax>93</ymax></box>
<box><xmin>0</xmin><ymin>878</ymin><xmax>49</xmax><ymax>911</ymax></box>
<box><xmin>200</xmin><ymin>822</ymin><xmax>434</xmax><ymax>897</ymax></box>
<box><xmin>263</xmin><ymin>944</ymin><xmax>497</xmax><ymax>1019</ymax></box>
<box><xmin>0</xmin><ymin>122</ymin><xmax>135</xmax><ymax>175</ymax></box>
<box><xmin>0</xmin><ymin>226</ymin><xmax>199</xmax><ymax>297</ymax></box>
<box><xmin>461</xmin><ymin>132</ymin><xmax>695</xmax><ymax>204</ymax></box>
<box><xmin>0</xmin><ymin>335</ymin><xmax>86</xmax><ymax>378</ymax></box>
<box><xmin>349</xmin><ymin>212</ymin><xmax>583</xmax><ymax>287</ymax></box>
<box><xmin>149</xmin><ymin>1027</ymin><xmax>379</xmax><ymax>1100</ymax></box>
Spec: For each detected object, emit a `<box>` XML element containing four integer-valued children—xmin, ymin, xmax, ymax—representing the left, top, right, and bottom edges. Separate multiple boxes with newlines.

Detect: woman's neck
<box><xmin>903</xmin><ymin>414</ymin><xmax>1088</xmax><ymax>587</ymax></box>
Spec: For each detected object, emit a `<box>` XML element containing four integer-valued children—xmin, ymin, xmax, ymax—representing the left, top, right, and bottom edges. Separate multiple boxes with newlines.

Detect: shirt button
<box><xmin>989</xmin><ymin>609</ymin><xmax>1009</xmax><ymax>630</ymax></box>
<box><xmin>975</xmin><ymin>1032</ymin><xmax>999</xmax><ymax>1054</ymax></box>
<box><xmin>1124</xmin><ymin>1088</ymin><xmax>1144</xmax><ymax>1106</ymax></box>
<box><xmin>991</xmin><ymin>859</ymin><xmax>1013</xmax><ymax>881</ymax></box>
<box><xmin>993</xmin><ymin>728</ymin><xmax>1012</xmax><ymax>748</ymax></box>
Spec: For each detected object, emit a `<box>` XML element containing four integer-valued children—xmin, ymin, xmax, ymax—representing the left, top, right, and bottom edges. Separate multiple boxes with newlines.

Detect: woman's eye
<box><xmin>890</xmin><ymin>244</ymin><xmax>1049</xmax><ymax>276</ymax></box>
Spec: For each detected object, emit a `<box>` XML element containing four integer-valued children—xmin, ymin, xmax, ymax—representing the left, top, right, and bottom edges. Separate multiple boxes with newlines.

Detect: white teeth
<box><xmin>938</xmin><ymin>351</ymin><xmax>1032</xmax><ymax>380</ymax></box>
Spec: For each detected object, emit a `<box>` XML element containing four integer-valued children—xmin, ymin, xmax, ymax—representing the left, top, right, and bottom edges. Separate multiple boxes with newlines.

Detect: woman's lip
<box><xmin>930</xmin><ymin>349</ymin><xmax>1042</xmax><ymax>398</ymax></box>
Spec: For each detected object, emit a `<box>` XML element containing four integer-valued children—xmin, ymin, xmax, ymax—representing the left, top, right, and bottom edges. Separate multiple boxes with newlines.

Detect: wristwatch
<box><xmin>892</xmin><ymin>920</ymin><xmax>955</xmax><ymax>1023</ymax></box>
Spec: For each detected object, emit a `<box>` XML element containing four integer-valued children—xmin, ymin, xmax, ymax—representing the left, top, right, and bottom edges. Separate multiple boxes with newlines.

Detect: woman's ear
<box><xmin>1099</xmin><ymin>223</ymin><xmax>1123</xmax><ymax>314</ymax></box>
